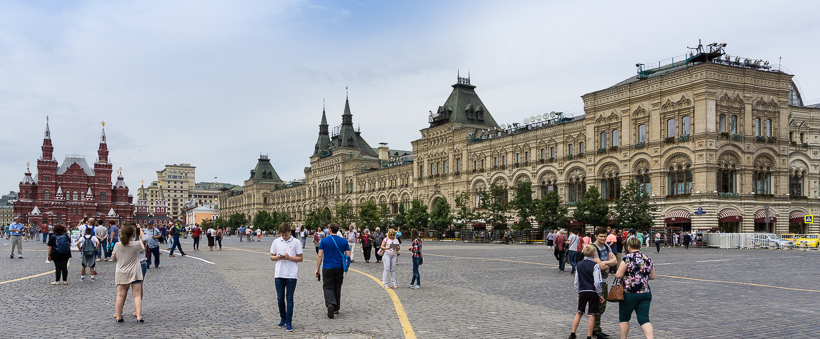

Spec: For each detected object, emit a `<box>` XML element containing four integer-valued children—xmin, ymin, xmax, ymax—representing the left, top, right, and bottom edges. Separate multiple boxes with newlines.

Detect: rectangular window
<box><xmin>719</xmin><ymin>114</ymin><xmax>726</xmax><ymax>133</ymax></box>
<box><xmin>765</xmin><ymin>119</ymin><xmax>772</xmax><ymax>137</ymax></box>
<box><xmin>473</xmin><ymin>161</ymin><xmax>477</xmax><ymax>170</ymax></box>
<box><xmin>800</xmin><ymin>133</ymin><xmax>805</xmax><ymax>143</ymax></box>
<box><xmin>540</xmin><ymin>149</ymin><xmax>545</xmax><ymax>160</ymax></box>
<box><xmin>550</xmin><ymin>147</ymin><xmax>555</xmax><ymax>158</ymax></box>
<box><xmin>790</xmin><ymin>131</ymin><xmax>794</xmax><ymax>142</ymax></box>
<box><xmin>731</xmin><ymin>115</ymin><xmax>738</xmax><ymax>134</ymax></box>
<box><xmin>443</xmin><ymin>161</ymin><xmax>447</xmax><ymax>174</ymax></box>
<box><xmin>516</xmin><ymin>153</ymin><xmax>521</xmax><ymax>163</ymax></box>
<box><xmin>639</xmin><ymin>124</ymin><xmax>646</xmax><ymax>142</ymax></box>
<box><xmin>524</xmin><ymin>152</ymin><xmax>529</xmax><ymax>162</ymax></box>
<box><xmin>600</xmin><ymin>131</ymin><xmax>608</xmax><ymax>148</ymax></box>
<box><xmin>481</xmin><ymin>159</ymin><xmax>485</xmax><ymax>169</ymax></box>
<box><xmin>612</xmin><ymin>129</ymin><xmax>619</xmax><ymax>147</ymax></box>
<box><xmin>494</xmin><ymin>157</ymin><xmax>498</xmax><ymax>167</ymax></box>
<box><xmin>456</xmin><ymin>159</ymin><xmax>461</xmax><ymax>172</ymax></box>
<box><xmin>682</xmin><ymin>116</ymin><xmax>691</xmax><ymax>135</ymax></box>
<box><xmin>667</xmin><ymin>119</ymin><xmax>676</xmax><ymax>138</ymax></box>
<box><xmin>754</xmin><ymin>118</ymin><xmax>761</xmax><ymax>136</ymax></box>
<box><xmin>501</xmin><ymin>155</ymin><xmax>506</xmax><ymax>165</ymax></box>
<box><xmin>579</xmin><ymin>142</ymin><xmax>585</xmax><ymax>154</ymax></box>
<box><xmin>568</xmin><ymin>144</ymin><xmax>574</xmax><ymax>156</ymax></box>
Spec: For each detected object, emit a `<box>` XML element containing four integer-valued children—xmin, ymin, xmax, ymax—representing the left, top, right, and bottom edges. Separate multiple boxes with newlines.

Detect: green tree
<box><xmin>511</xmin><ymin>181</ymin><xmax>535</xmax><ymax>230</ymax></box>
<box><xmin>253</xmin><ymin>210</ymin><xmax>274</xmax><ymax>231</ymax></box>
<box><xmin>378</xmin><ymin>203</ymin><xmax>393</xmax><ymax>229</ymax></box>
<box><xmin>481</xmin><ymin>183</ymin><xmax>509</xmax><ymax>230</ymax></box>
<box><xmin>573</xmin><ymin>186</ymin><xmax>610</xmax><ymax>228</ymax></box>
<box><xmin>304</xmin><ymin>210</ymin><xmax>321</xmax><ymax>231</ymax></box>
<box><xmin>454</xmin><ymin>191</ymin><xmax>473</xmax><ymax>230</ymax></box>
<box><xmin>428</xmin><ymin>198</ymin><xmax>453</xmax><ymax>233</ymax></box>
<box><xmin>334</xmin><ymin>203</ymin><xmax>355</xmax><ymax>229</ymax></box>
<box><xmin>613</xmin><ymin>181</ymin><xmax>658</xmax><ymax>230</ymax></box>
<box><xmin>200</xmin><ymin>219</ymin><xmax>213</xmax><ymax>229</ymax></box>
<box><xmin>228</xmin><ymin>213</ymin><xmax>248</xmax><ymax>229</ymax></box>
<box><xmin>393</xmin><ymin>203</ymin><xmax>407</xmax><ymax>228</ymax></box>
<box><xmin>213</xmin><ymin>217</ymin><xmax>228</xmax><ymax>229</ymax></box>
<box><xmin>406</xmin><ymin>199</ymin><xmax>429</xmax><ymax>229</ymax></box>
<box><xmin>358</xmin><ymin>200</ymin><xmax>381</xmax><ymax>231</ymax></box>
<box><xmin>533</xmin><ymin>190</ymin><xmax>570</xmax><ymax>230</ymax></box>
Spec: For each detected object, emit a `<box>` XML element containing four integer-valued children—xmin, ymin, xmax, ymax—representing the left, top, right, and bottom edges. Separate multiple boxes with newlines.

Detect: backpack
<box><xmin>55</xmin><ymin>234</ymin><xmax>71</xmax><ymax>254</ymax></box>
<box><xmin>81</xmin><ymin>236</ymin><xmax>96</xmax><ymax>256</ymax></box>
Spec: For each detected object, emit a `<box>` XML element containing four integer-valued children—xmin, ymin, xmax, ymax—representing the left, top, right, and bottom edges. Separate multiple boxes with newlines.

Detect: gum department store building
<box><xmin>220</xmin><ymin>45</ymin><xmax>820</xmax><ymax>234</ymax></box>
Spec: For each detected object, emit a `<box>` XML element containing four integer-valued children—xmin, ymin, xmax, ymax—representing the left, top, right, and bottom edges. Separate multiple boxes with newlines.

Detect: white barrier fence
<box><xmin>704</xmin><ymin>233</ymin><xmax>783</xmax><ymax>249</ymax></box>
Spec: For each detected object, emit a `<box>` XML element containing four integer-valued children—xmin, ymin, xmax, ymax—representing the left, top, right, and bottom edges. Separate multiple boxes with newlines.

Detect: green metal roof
<box><xmin>429</xmin><ymin>77</ymin><xmax>499</xmax><ymax>128</ymax></box>
<box><xmin>249</xmin><ymin>155</ymin><xmax>282</xmax><ymax>182</ymax></box>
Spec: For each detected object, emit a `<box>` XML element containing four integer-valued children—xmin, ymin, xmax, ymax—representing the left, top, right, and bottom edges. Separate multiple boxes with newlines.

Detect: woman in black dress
<box><xmin>47</xmin><ymin>224</ymin><xmax>72</xmax><ymax>285</ymax></box>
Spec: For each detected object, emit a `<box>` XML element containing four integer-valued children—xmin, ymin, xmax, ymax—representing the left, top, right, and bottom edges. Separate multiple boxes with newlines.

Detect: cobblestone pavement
<box><xmin>1</xmin><ymin>237</ymin><xmax>818</xmax><ymax>338</ymax></box>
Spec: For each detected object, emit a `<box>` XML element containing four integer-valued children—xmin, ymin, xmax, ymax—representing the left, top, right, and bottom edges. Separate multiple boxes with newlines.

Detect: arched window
<box><xmin>754</xmin><ymin>168</ymin><xmax>771</xmax><ymax>194</ymax></box>
<box><xmin>667</xmin><ymin>119</ymin><xmax>676</xmax><ymax>138</ymax></box>
<box><xmin>601</xmin><ymin>173</ymin><xmax>620</xmax><ymax>200</ymax></box>
<box><xmin>636</xmin><ymin>170</ymin><xmax>651</xmax><ymax>195</ymax></box>
<box><xmin>541</xmin><ymin>180</ymin><xmax>558</xmax><ymax>197</ymax></box>
<box><xmin>43</xmin><ymin>189</ymin><xmax>50</xmax><ymax>200</ymax></box>
<box><xmin>717</xmin><ymin>166</ymin><xmax>736</xmax><ymax>193</ymax></box>
<box><xmin>100</xmin><ymin>192</ymin><xmax>106</xmax><ymax>202</ymax></box>
<box><xmin>72</xmin><ymin>191</ymin><xmax>78</xmax><ymax>201</ymax></box>
<box><xmin>567</xmin><ymin>178</ymin><xmax>586</xmax><ymax>203</ymax></box>
<box><xmin>667</xmin><ymin>165</ymin><xmax>692</xmax><ymax>196</ymax></box>
<box><xmin>789</xmin><ymin>173</ymin><xmax>804</xmax><ymax>197</ymax></box>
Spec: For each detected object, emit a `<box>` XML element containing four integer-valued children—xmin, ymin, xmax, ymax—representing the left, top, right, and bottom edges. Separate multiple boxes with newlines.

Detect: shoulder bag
<box><xmin>331</xmin><ymin>236</ymin><xmax>350</xmax><ymax>273</ymax></box>
<box><xmin>606</xmin><ymin>277</ymin><xmax>625</xmax><ymax>302</ymax></box>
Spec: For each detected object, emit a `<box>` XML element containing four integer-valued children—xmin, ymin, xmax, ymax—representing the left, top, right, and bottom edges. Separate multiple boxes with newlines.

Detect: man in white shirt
<box><xmin>346</xmin><ymin>226</ymin><xmax>358</xmax><ymax>263</ymax></box>
<box><xmin>270</xmin><ymin>223</ymin><xmax>303</xmax><ymax>332</ymax></box>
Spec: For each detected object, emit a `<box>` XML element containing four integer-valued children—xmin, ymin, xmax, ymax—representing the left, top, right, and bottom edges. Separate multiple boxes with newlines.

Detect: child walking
<box><xmin>569</xmin><ymin>245</ymin><xmax>604</xmax><ymax>339</ymax></box>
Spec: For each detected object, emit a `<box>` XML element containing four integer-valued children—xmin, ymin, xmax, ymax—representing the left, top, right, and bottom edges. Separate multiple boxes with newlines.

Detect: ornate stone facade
<box><xmin>220</xmin><ymin>48</ymin><xmax>819</xmax><ymax>234</ymax></box>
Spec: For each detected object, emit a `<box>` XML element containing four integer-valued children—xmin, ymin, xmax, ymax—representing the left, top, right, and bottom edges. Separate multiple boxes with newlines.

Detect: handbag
<box><xmin>419</xmin><ymin>257</ymin><xmax>423</xmax><ymax>265</ymax></box>
<box><xmin>606</xmin><ymin>277</ymin><xmax>625</xmax><ymax>302</ymax></box>
<box><xmin>331</xmin><ymin>236</ymin><xmax>350</xmax><ymax>273</ymax></box>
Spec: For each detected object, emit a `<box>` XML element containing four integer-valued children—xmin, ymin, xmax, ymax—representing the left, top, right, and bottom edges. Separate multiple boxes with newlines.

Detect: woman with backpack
<box><xmin>112</xmin><ymin>224</ymin><xmax>145</xmax><ymax>323</ymax></box>
<box><xmin>46</xmin><ymin>224</ymin><xmax>72</xmax><ymax>285</ymax></box>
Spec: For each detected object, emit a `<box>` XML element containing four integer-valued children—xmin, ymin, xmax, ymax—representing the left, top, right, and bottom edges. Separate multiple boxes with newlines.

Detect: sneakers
<box><xmin>80</xmin><ymin>275</ymin><xmax>85</xmax><ymax>281</ymax></box>
<box><xmin>567</xmin><ymin>333</ymin><xmax>576</xmax><ymax>339</ymax></box>
<box><xmin>18</xmin><ymin>256</ymin><xmax>23</xmax><ymax>259</ymax></box>
<box><xmin>327</xmin><ymin>305</ymin><xmax>334</xmax><ymax>319</ymax></box>
<box><xmin>51</xmin><ymin>281</ymin><xmax>60</xmax><ymax>285</ymax></box>
<box><xmin>181</xmin><ymin>254</ymin><xmax>187</xmax><ymax>257</ymax></box>
<box><xmin>285</xmin><ymin>323</ymin><xmax>293</xmax><ymax>332</ymax></box>
<box><xmin>412</xmin><ymin>285</ymin><xmax>420</xmax><ymax>289</ymax></box>
<box><xmin>278</xmin><ymin>320</ymin><xmax>286</xmax><ymax>328</ymax></box>
<box><xmin>62</xmin><ymin>281</ymin><xmax>68</xmax><ymax>285</ymax></box>
<box><xmin>91</xmin><ymin>276</ymin><xmax>96</xmax><ymax>281</ymax></box>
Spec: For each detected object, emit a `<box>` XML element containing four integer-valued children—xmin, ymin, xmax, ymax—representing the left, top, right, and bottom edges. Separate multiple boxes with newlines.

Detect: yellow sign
<box><xmin>805</xmin><ymin>215</ymin><xmax>814</xmax><ymax>224</ymax></box>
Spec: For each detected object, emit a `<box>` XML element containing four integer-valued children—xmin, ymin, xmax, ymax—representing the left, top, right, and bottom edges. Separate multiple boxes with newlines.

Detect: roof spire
<box><xmin>346</xmin><ymin>86</ymin><xmax>348</xmax><ymax>99</ymax></box>
<box><xmin>44</xmin><ymin>116</ymin><xmax>51</xmax><ymax>139</ymax></box>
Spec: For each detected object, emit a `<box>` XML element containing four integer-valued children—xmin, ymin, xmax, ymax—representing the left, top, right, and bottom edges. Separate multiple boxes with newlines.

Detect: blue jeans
<box><xmin>99</xmin><ymin>239</ymin><xmax>110</xmax><ymax>258</ymax></box>
<box><xmin>411</xmin><ymin>257</ymin><xmax>421</xmax><ymax>286</ymax></box>
<box><xmin>275</xmin><ymin>278</ymin><xmax>297</xmax><ymax>323</ymax></box>
<box><xmin>147</xmin><ymin>246</ymin><xmax>160</xmax><ymax>267</ymax></box>
<box><xmin>43</xmin><ymin>233</ymin><xmax>48</xmax><ymax>243</ymax></box>
<box><xmin>568</xmin><ymin>250</ymin><xmax>578</xmax><ymax>273</ymax></box>
<box><xmin>140</xmin><ymin>261</ymin><xmax>147</xmax><ymax>278</ymax></box>
<box><xmin>170</xmin><ymin>236</ymin><xmax>185</xmax><ymax>255</ymax></box>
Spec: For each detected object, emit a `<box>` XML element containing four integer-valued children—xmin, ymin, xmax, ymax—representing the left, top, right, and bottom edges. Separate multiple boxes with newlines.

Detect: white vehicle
<box><xmin>750</xmin><ymin>233</ymin><xmax>795</xmax><ymax>249</ymax></box>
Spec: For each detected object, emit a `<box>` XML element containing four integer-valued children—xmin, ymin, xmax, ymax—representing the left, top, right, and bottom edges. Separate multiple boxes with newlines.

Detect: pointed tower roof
<box><xmin>107</xmin><ymin>207</ymin><xmax>118</xmax><ymax>217</ymax></box>
<box><xmin>429</xmin><ymin>75</ymin><xmax>499</xmax><ymax>128</ymax></box>
<box><xmin>21</xmin><ymin>163</ymin><xmax>36</xmax><ymax>185</ymax></box>
<box><xmin>55</xmin><ymin>187</ymin><xmax>64</xmax><ymax>200</ymax></box>
<box><xmin>100</xmin><ymin>121</ymin><xmax>107</xmax><ymax>144</ymax></box>
<box><xmin>85</xmin><ymin>187</ymin><xmax>94</xmax><ymax>201</ymax></box>
<box><xmin>114</xmin><ymin>169</ymin><xmax>127</xmax><ymax>189</ymax></box>
<box><xmin>157</xmin><ymin>182</ymin><xmax>165</xmax><ymax>200</ymax></box>
<box><xmin>248</xmin><ymin>155</ymin><xmax>283</xmax><ymax>183</ymax></box>
<box><xmin>44</xmin><ymin>117</ymin><xmax>51</xmax><ymax>140</ymax></box>
<box><xmin>331</xmin><ymin>97</ymin><xmax>378</xmax><ymax>157</ymax></box>
<box><xmin>31</xmin><ymin>206</ymin><xmax>41</xmax><ymax>215</ymax></box>
<box><xmin>313</xmin><ymin>108</ymin><xmax>332</xmax><ymax>157</ymax></box>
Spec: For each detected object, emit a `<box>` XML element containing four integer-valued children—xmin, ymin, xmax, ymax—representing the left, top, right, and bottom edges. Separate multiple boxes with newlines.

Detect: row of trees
<box><xmin>215</xmin><ymin>180</ymin><xmax>656</xmax><ymax>233</ymax></box>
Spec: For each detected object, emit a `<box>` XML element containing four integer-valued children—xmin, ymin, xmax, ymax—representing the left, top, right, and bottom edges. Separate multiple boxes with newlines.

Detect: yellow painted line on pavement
<box><xmin>426</xmin><ymin>252</ymin><xmax>820</xmax><ymax>293</ymax></box>
<box><xmin>223</xmin><ymin>245</ymin><xmax>417</xmax><ymax>338</ymax></box>
<box><xmin>0</xmin><ymin>261</ymin><xmax>69</xmax><ymax>285</ymax></box>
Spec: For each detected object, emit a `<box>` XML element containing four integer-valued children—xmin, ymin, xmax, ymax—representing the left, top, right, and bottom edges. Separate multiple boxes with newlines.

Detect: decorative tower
<box><xmin>330</xmin><ymin>94</ymin><xmax>378</xmax><ymax>157</ymax></box>
<box><xmin>37</xmin><ymin>117</ymin><xmax>58</xmax><ymax>204</ymax></box>
<box><xmin>313</xmin><ymin>107</ymin><xmax>332</xmax><ymax>157</ymax></box>
<box><xmin>94</xmin><ymin>121</ymin><xmax>113</xmax><ymax>216</ymax></box>
<box><xmin>153</xmin><ymin>181</ymin><xmax>169</xmax><ymax>221</ymax></box>
<box><xmin>134</xmin><ymin>180</ymin><xmax>150</xmax><ymax>220</ymax></box>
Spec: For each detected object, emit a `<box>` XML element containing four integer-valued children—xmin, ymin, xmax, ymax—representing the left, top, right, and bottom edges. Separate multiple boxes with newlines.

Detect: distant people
<box><xmin>112</xmin><ymin>225</ymin><xmax>145</xmax><ymax>323</ymax></box>
<box><xmin>315</xmin><ymin>223</ymin><xmax>350</xmax><ymax>319</ymax></box>
<box><xmin>9</xmin><ymin>216</ymin><xmax>24</xmax><ymax>259</ymax></box>
<box><xmin>299</xmin><ymin>227</ymin><xmax>308</xmax><ymax>249</ymax></box>
<box><xmin>207</xmin><ymin>226</ymin><xmax>216</xmax><ymax>251</ymax></box>
<box><xmin>109</xmin><ymin>221</ymin><xmax>120</xmax><ymax>259</ymax></box>
<box><xmin>592</xmin><ymin>227</ymin><xmax>618</xmax><ymax>339</ymax></box>
<box><xmin>682</xmin><ymin>232</ymin><xmax>691</xmax><ymax>249</ymax></box>
<box><xmin>408</xmin><ymin>228</ymin><xmax>422</xmax><ymax>289</ymax></box>
<box><xmin>313</xmin><ymin>227</ymin><xmax>325</xmax><ymax>254</ymax></box>
<box><xmin>568</xmin><ymin>245</ymin><xmax>603</xmax><ymax>339</ymax></box>
<box><xmin>381</xmin><ymin>229</ymin><xmax>400</xmax><ymax>289</ymax></box>
<box><xmin>246</xmin><ymin>227</ymin><xmax>253</xmax><ymax>242</ymax></box>
<box><xmin>40</xmin><ymin>223</ymin><xmax>49</xmax><ymax>243</ymax></box>
<box><xmin>373</xmin><ymin>228</ymin><xmax>385</xmax><ymax>263</ymax></box>
<box><xmin>616</xmin><ymin>237</ymin><xmax>655</xmax><ymax>339</ymax></box>
<box><xmin>168</xmin><ymin>221</ymin><xmax>187</xmax><ymax>257</ymax></box>
<box><xmin>567</xmin><ymin>230</ymin><xmax>580</xmax><ymax>274</ymax></box>
<box><xmin>47</xmin><ymin>224</ymin><xmax>72</xmax><ymax>285</ymax></box>
<box><xmin>554</xmin><ymin>230</ymin><xmax>567</xmax><ymax>272</ymax></box>
<box><xmin>546</xmin><ymin>230</ymin><xmax>555</xmax><ymax>250</ymax></box>
<box><xmin>78</xmin><ymin>227</ymin><xmax>99</xmax><ymax>281</ymax></box>
<box><xmin>145</xmin><ymin>221</ymin><xmax>161</xmax><ymax>268</ymax></box>
<box><xmin>191</xmin><ymin>224</ymin><xmax>202</xmax><ymax>251</ymax></box>
<box><xmin>346</xmin><ymin>226</ymin><xmax>359</xmax><ymax>263</ymax></box>
<box><xmin>360</xmin><ymin>229</ymin><xmax>373</xmax><ymax>263</ymax></box>
<box><xmin>95</xmin><ymin>222</ymin><xmax>109</xmax><ymax>262</ymax></box>
<box><xmin>654</xmin><ymin>232</ymin><xmax>661</xmax><ymax>254</ymax></box>
<box><xmin>269</xmin><ymin>223</ymin><xmax>304</xmax><ymax>332</ymax></box>
<box><xmin>215</xmin><ymin>227</ymin><xmax>223</xmax><ymax>250</ymax></box>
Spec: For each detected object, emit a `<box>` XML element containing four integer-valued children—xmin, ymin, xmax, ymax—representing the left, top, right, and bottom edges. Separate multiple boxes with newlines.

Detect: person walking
<box><xmin>245</xmin><ymin>227</ymin><xmax>252</xmax><ymax>243</ymax></box>
<box><xmin>313</xmin><ymin>227</ymin><xmax>325</xmax><ymax>254</ymax></box>
<box><xmin>168</xmin><ymin>221</ymin><xmax>187</xmax><ymax>258</ymax></box>
<box><xmin>345</xmin><ymin>226</ymin><xmax>358</xmax><ymax>263</ymax></box>
<box><xmin>109</xmin><ymin>221</ymin><xmax>120</xmax><ymax>261</ymax></box>
<box><xmin>207</xmin><ymin>226</ymin><xmax>216</xmax><ymax>251</ymax></box>
<box><xmin>47</xmin><ymin>224</ymin><xmax>72</xmax><ymax>285</ymax></box>
<box><xmin>616</xmin><ymin>237</ymin><xmax>656</xmax><ymax>339</ymax></box>
<box><xmin>9</xmin><ymin>216</ymin><xmax>24</xmax><ymax>259</ymax></box>
<box><xmin>567</xmin><ymin>230</ymin><xmax>580</xmax><ymax>274</ymax></box>
<box><xmin>568</xmin><ymin>245</ymin><xmax>604</xmax><ymax>339</ymax></box>
<box><xmin>191</xmin><ymin>224</ymin><xmax>202</xmax><ymax>251</ymax></box>
<box><xmin>111</xmin><ymin>225</ymin><xmax>145</xmax><ymax>323</ymax></box>
<box><xmin>547</xmin><ymin>230</ymin><xmax>555</xmax><ymax>250</ymax></box>
<box><xmin>555</xmin><ymin>230</ymin><xmax>567</xmax><ymax>272</ymax></box>
<box><xmin>591</xmin><ymin>227</ymin><xmax>618</xmax><ymax>339</ymax></box>
<box><xmin>40</xmin><ymin>223</ymin><xmax>49</xmax><ymax>244</ymax></box>
<box><xmin>256</xmin><ymin>227</ymin><xmax>262</xmax><ymax>242</ymax></box>
<box><xmin>78</xmin><ymin>227</ymin><xmax>99</xmax><ymax>281</ymax></box>
<box><xmin>380</xmin><ymin>229</ymin><xmax>400</xmax><ymax>289</ymax></box>
<box><xmin>95</xmin><ymin>222</ymin><xmax>109</xmax><ymax>262</ymax></box>
<box><xmin>299</xmin><ymin>227</ymin><xmax>308</xmax><ymax>249</ymax></box>
<box><xmin>269</xmin><ymin>223</ymin><xmax>304</xmax><ymax>332</ymax></box>
<box><xmin>408</xmin><ymin>228</ymin><xmax>422</xmax><ymax>289</ymax></box>
<box><xmin>315</xmin><ymin>223</ymin><xmax>350</xmax><ymax>319</ymax></box>
<box><xmin>360</xmin><ymin>229</ymin><xmax>373</xmax><ymax>263</ymax></box>
<box><xmin>215</xmin><ymin>227</ymin><xmax>223</xmax><ymax>250</ymax></box>
<box><xmin>682</xmin><ymin>232</ymin><xmax>691</xmax><ymax>249</ymax></box>
<box><xmin>373</xmin><ymin>227</ymin><xmax>385</xmax><ymax>263</ymax></box>
<box><xmin>654</xmin><ymin>232</ymin><xmax>661</xmax><ymax>254</ymax></box>
<box><xmin>144</xmin><ymin>222</ymin><xmax>161</xmax><ymax>268</ymax></box>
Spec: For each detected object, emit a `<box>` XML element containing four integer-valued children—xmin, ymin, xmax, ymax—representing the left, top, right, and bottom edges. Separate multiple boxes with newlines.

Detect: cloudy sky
<box><xmin>2</xmin><ymin>0</ymin><xmax>819</xmax><ymax>196</ymax></box>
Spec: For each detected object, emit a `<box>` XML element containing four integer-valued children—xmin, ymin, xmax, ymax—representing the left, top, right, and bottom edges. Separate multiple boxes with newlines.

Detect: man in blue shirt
<box><xmin>315</xmin><ymin>223</ymin><xmax>350</xmax><ymax>319</ymax></box>
<box><xmin>9</xmin><ymin>217</ymin><xmax>25</xmax><ymax>259</ymax></box>
<box><xmin>168</xmin><ymin>220</ymin><xmax>187</xmax><ymax>257</ymax></box>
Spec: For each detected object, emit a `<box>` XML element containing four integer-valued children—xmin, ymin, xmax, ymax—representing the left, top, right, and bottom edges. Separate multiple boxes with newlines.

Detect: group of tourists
<box><xmin>549</xmin><ymin>227</ymin><xmax>656</xmax><ymax>339</ymax></box>
<box><xmin>269</xmin><ymin>222</ymin><xmax>424</xmax><ymax>331</ymax></box>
